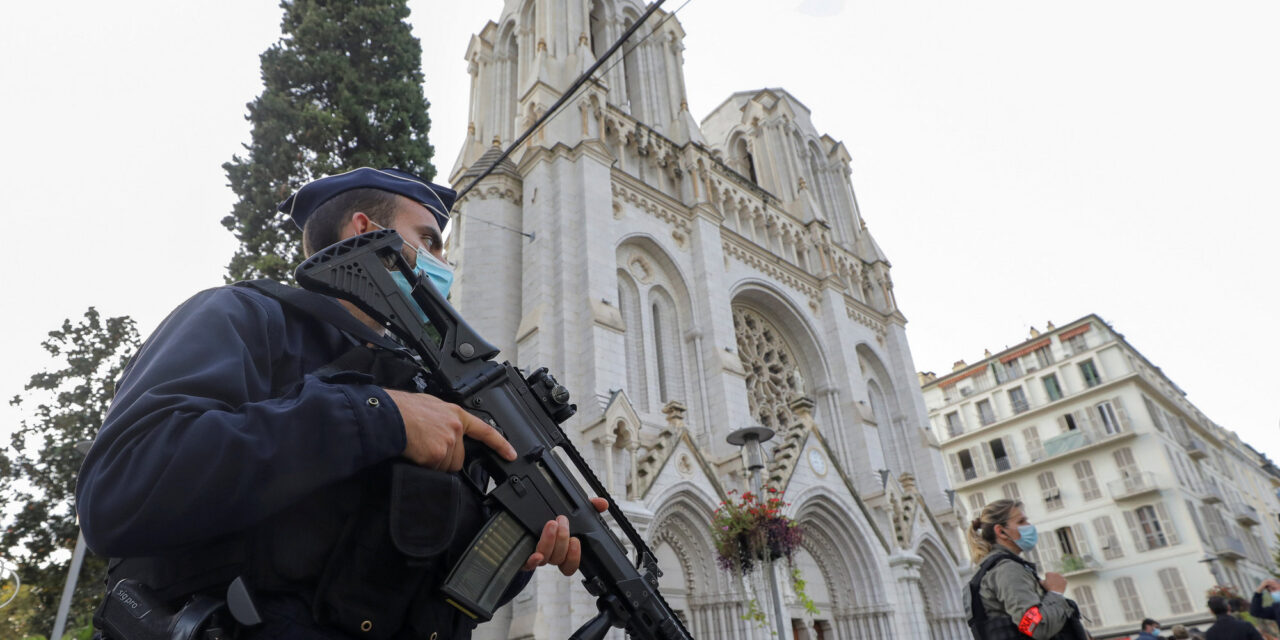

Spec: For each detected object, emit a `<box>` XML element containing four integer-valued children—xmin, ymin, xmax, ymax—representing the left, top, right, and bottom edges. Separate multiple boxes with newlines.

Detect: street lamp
<box><xmin>726</xmin><ymin>425</ymin><xmax>787</xmax><ymax>640</ymax></box>
<box><xmin>50</xmin><ymin>440</ymin><xmax>93</xmax><ymax>640</ymax></box>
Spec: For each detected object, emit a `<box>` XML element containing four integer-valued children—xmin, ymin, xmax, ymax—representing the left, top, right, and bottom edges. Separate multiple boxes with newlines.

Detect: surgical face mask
<box><xmin>370</xmin><ymin>222</ymin><xmax>455</xmax><ymax>300</ymax></box>
<box><xmin>1011</xmin><ymin>524</ymin><xmax>1038</xmax><ymax>551</ymax></box>
<box><xmin>1271</xmin><ymin>589</ymin><xmax>1280</xmax><ymax>600</ymax></box>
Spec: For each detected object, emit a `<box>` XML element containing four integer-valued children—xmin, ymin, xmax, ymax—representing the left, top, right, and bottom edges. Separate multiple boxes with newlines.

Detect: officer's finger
<box><xmin>532</xmin><ymin>519</ymin><xmax>558</xmax><ymax>566</ymax></box>
<box><xmin>559</xmin><ymin>537</ymin><xmax>582</xmax><ymax>576</ymax></box>
<box><xmin>460</xmin><ymin>410</ymin><xmax>517</xmax><ymax>461</ymax></box>
<box><xmin>547</xmin><ymin>516</ymin><xmax>571</xmax><ymax>566</ymax></box>
<box><xmin>590</xmin><ymin>497</ymin><xmax>608</xmax><ymax>513</ymax></box>
<box><xmin>522</xmin><ymin>552</ymin><xmax>544</xmax><ymax>572</ymax></box>
<box><xmin>447</xmin><ymin>435</ymin><xmax>465</xmax><ymax>471</ymax></box>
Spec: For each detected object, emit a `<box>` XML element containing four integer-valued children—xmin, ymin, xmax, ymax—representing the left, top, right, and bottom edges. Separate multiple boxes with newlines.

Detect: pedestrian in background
<box><xmin>1206</xmin><ymin>596</ymin><xmax>1262</xmax><ymax>640</ymax></box>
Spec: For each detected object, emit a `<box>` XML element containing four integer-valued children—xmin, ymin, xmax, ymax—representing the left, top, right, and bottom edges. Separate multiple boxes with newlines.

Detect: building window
<box><xmin>1158</xmin><ymin>568</ymin><xmax>1194</xmax><ymax>614</ymax></box>
<box><xmin>1008</xmin><ymin>387</ymin><xmax>1029</xmax><ymax>414</ymax></box>
<box><xmin>1114</xmin><ymin>447</ymin><xmax>1139</xmax><ymax>480</ymax></box>
<box><xmin>1054</xmin><ymin>526</ymin><xmax>1080</xmax><ymax>556</ymax></box>
<box><xmin>1001</xmin><ymin>482</ymin><xmax>1021</xmax><ymax>501</ymax></box>
<box><xmin>988</xmin><ymin>438</ymin><xmax>1012</xmax><ymax>472</ymax></box>
<box><xmin>1114</xmin><ymin>577</ymin><xmax>1144</xmax><ymax>622</ymax></box>
<box><xmin>977</xmin><ymin>399</ymin><xmax>996</xmax><ymax>426</ymax></box>
<box><xmin>1135</xmin><ymin>505</ymin><xmax>1169</xmax><ymax>549</ymax></box>
<box><xmin>1073</xmin><ymin>460</ymin><xmax>1102</xmax><ymax>501</ymax></box>
<box><xmin>1066</xmin><ymin>332</ymin><xmax>1088</xmax><ymax>355</ymax></box>
<box><xmin>958</xmin><ymin>449</ymin><xmax>978</xmax><ymax>481</ymax></box>
<box><xmin>1004</xmin><ymin>359</ymin><xmax>1024</xmax><ymax>379</ymax></box>
<box><xmin>1142</xmin><ymin>395</ymin><xmax>1165</xmax><ymax>432</ymax></box>
<box><xmin>945</xmin><ymin>411</ymin><xmax>963</xmax><ymax>437</ymax></box>
<box><xmin>1095</xmin><ymin>400</ymin><xmax>1122</xmax><ymax>434</ymax></box>
<box><xmin>1079</xmin><ymin>360</ymin><xmax>1101</xmax><ymax>388</ymax></box>
<box><xmin>1034</xmin><ymin>345</ymin><xmax>1055</xmax><ymax>368</ymax></box>
<box><xmin>1073</xmin><ymin>585</ymin><xmax>1102</xmax><ymax>626</ymax></box>
<box><xmin>1061</xmin><ymin>412</ymin><xmax>1078</xmax><ymax>431</ymax></box>
<box><xmin>1042</xmin><ymin>374</ymin><xmax>1063</xmax><ymax>401</ymax></box>
<box><xmin>968</xmin><ymin>492</ymin><xmax>986</xmax><ymax>515</ymax></box>
<box><xmin>1023</xmin><ymin>426</ymin><xmax>1044</xmax><ymax>461</ymax></box>
<box><xmin>1092</xmin><ymin>515</ymin><xmax>1123</xmax><ymax>560</ymax></box>
<box><xmin>1038</xmin><ymin>471</ymin><xmax>1063</xmax><ymax>511</ymax></box>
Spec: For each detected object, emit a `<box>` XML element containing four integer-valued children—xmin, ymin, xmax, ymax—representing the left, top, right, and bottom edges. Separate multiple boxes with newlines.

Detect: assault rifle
<box><xmin>296</xmin><ymin>230</ymin><xmax>694</xmax><ymax>640</ymax></box>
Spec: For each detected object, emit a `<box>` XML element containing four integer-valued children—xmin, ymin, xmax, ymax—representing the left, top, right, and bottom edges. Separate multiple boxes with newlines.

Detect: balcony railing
<box><xmin>1184</xmin><ymin>436</ymin><xmax>1209</xmax><ymax>460</ymax></box>
<box><xmin>1011</xmin><ymin>398</ymin><xmax>1030</xmax><ymax>414</ymax></box>
<box><xmin>1212</xmin><ymin>535</ymin><xmax>1247</xmax><ymax>559</ymax></box>
<box><xmin>1202</xmin><ymin>483</ymin><xmax>1225</xmax><ymax>504</ymax></box>
<box><xmin>1233</xmin><ymin>504</ymin><xmax>1261</xmax><ymax>527</ymax></box>
<box><xmin>1107</xmin><ymin>472</ymin><xmax>1160</xmax><ymax>501</ymax></box>
<box><xmin>1055</xmin><ymin>553</ymin><xmax>1101</xmax><ymax>576</ymax></box>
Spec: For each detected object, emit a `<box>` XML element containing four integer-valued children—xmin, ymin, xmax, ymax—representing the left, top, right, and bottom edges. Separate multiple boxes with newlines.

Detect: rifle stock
<box><xmin>296</xmin><ymin>230</ymin><xmax>694</xmax><ymax>640</ymax></box>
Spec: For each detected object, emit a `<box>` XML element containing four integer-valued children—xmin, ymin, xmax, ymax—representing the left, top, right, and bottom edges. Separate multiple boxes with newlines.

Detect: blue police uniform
<box><xmin>78</xmin><ymin>169</ymin><xmax>525</xmax><ymax>639</ymax></box>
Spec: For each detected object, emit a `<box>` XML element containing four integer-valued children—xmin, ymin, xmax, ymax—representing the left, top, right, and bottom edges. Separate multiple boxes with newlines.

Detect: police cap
<box><xmin>278</xmin><ymin>167</ymin><xmax>456</xmax><ymax>231</ymax></box>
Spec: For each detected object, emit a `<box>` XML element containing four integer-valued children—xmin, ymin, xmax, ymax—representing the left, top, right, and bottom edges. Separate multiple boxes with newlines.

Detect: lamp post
<box><xmin>50</xmin><ymin>440</ymin><xmax>92</xmax><ymax>640</ymax></box>
<box><xmin>727</xmin><ymin>425</ymin><xmax>787</xmax><ymax>640</ymax></box>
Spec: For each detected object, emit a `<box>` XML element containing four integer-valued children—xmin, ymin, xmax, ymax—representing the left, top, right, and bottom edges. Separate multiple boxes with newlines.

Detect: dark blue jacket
<box><xmin>1252</xmin><ymin>592</ymin><xmax>1280</xmax><ymax>622</ymax></box>
<box><xmin>76</xmin><ymin>284</ymin><xmax>526</xmax><ymax>638</ymax></box>
<box><xmin>77</xmin><ymin>285</ymin><xmax>406</xmax><ymax>555</ymax></box>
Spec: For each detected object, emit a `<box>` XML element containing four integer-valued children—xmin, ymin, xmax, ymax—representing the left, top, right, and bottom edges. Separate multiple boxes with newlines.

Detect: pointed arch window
<box><xmin>618</xmin><ymin>270</ymin><xmax>649</xmax><ymax>410</ymax></box>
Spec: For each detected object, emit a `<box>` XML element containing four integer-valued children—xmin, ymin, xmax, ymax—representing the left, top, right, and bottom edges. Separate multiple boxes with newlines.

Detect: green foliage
<box><xmin>222</xmin><ymin>0</ymin><xmax>436</xmax><ymax>283</ymax></box>
<box><xmin>789</xmin><ymin>567</ymin><xmax>819</xmax><ymax>616</ymax></box>
<box><xmin>2</xmin><ymin>308</ymin><xmax>140</xmax><ymax>639</ymax></box>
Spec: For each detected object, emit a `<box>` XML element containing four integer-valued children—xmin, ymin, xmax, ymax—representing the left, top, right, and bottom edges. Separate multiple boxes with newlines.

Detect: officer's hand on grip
<box><xmin>522</xmin><ymin>498</ymin><xmax>610</xmax><ymax>576</ymax></box>
<box><xmin>384</xmin><ymin>389</ymin><xmax>517</xmax><ymax>470</ymax></box>
<box><xmin>1041</xmin><ymin>571</ymin><xmax>1067</xmax><ymax>594</ymax></box>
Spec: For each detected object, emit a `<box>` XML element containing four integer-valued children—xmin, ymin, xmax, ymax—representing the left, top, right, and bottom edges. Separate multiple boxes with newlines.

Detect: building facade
<box><xmin>445</xmin><ymin>1</ymin><xmax>969</xmax><ymax>638</ymax></box>
<box><xmin>921</xmin><ymin>315</ymin><xmax>1280</xmax><ymax>639</ymax></box>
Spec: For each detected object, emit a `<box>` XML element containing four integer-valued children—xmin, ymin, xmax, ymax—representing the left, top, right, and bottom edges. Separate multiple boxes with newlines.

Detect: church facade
<box><xmin>447</xmin><ymin>1</ymin><xmax>968</xmax><ymax>638</ymax></box>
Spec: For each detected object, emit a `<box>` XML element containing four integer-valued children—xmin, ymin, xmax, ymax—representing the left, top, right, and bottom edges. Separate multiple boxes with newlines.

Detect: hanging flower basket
<box><xmin>711</xmin><ymin>488</ymin><xmax>803</xmax><ymax>575</ymax></box>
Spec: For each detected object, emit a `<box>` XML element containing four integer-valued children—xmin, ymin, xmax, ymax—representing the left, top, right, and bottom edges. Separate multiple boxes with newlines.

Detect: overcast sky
<box><xmin>1</xmin><ymin>0</ymin><xmax>1276</xmax><ymax>463</ymax></box>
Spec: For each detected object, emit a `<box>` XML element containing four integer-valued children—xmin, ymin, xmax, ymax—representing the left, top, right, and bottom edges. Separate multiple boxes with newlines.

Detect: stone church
<box><xmin>446</xmin><ymin>1</ymin><xmax>968</xmax><ymax>638</ymax></box>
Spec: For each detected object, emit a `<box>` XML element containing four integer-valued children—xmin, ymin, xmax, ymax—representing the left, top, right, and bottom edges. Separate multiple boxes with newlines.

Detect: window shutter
<box><xmin>1112</xmin><ymin>396</ymin><xmax>1129</xmax><ymax>431</ymax></box>
<box><xmin>981</xmin><ymin>441</ymin><xmax>997</xmax><ymax>471</ymax></box>
<box><xmin>1155</xmin><ymin>502</ymin><xmax>1180</xmax><ymax>545</ymax></box>
<box><xmin>1185</xmin><ymin>499</ymin><xmax>1208</xmax><ymax>543</ymax></box>
<box><xmin>1074</xmin><ymin>409</ymin><xmax>1091</xmax><ymax>433</ymax></box>
<box><xmin>1144</xmin><ymin>396</ymin><xmax>1165</xmax><ymax>432</ymax></box>
<box><xmin>1123</xmin><ymin>510</ymin><xmax>1149</xmax><ymax>552</ymax></box>
<box><xmin>1056</xmin><ymin>414</ymin><xmax>1070</xmax><ymax>432</ymax></box>
<box><xmin>948</xmin><ymin>453</ymin><xmax>963</xmax><ymax>484</ymax></box>
<box><xmin>1072</xmin><ymin>524</ymin><xmax>1090</xmax><ymax>557</ymax></box>
<box><xmin>1003</xmin><ymin>435</ymin><xmax>1018</xmax><ymax>466</ymax></box>
<box><xmin>1040</xmin><ymin>528</ymin><xmax>1061</xmax><ymax>569</ymax></box>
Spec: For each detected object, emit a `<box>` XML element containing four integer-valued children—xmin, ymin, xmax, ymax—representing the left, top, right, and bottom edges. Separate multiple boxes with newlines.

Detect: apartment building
<box><xmin>920</xmin><ymin>314</ymin><xmax>1280</xmax><ymax>639</ymax></box>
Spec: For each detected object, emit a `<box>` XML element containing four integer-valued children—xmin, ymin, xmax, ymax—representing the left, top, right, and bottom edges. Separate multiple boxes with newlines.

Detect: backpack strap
<box><xmin>235</xmin><ymin>279</ymin><xmax>407</xmax><ymax>354</ymax></box>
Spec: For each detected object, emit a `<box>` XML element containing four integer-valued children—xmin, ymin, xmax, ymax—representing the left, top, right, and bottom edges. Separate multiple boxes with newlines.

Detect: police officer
<box><xmin>964</xmin><ymin>499</ymin><xmax>1087</xmax><ymax>640</ymax></box>
<box><xmin>77</xmin><ymin>168</ymin><xmax>605</xmax><ymax>639</ymax></box>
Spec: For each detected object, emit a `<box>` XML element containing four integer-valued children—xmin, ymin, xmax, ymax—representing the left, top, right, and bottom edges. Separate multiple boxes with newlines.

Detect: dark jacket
<box><xmin>1205</xmin><ymin>614</ymin><xmax>1262</xmax><ymax>640</ymax></box>
<box><xmin>77</xmin><ymin>285</ymin><xmax>522</xmax><ymax>639</ymax></box>
<box><xmin>1251</xmin><ymin>592</ymin><xmax>1280</xmax><ymax>622</ymax></box>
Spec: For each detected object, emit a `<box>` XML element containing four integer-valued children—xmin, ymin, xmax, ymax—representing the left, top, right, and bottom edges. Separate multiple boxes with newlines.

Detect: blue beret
<box><xmin>278</xmin><ymin>167</ymin><xmax>455</xmax><ymax>231</ymax></box>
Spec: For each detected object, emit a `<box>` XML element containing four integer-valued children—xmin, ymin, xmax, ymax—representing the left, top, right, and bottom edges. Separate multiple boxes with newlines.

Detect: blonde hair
<box><xmin>966</xmin><ymin>498</ymin><xmax>1022</xmax><ymax>562</ymax></box>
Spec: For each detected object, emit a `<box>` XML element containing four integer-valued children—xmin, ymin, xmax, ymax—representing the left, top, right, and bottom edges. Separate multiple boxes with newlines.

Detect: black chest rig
<box><xmin>104</xmin><ymin>281</ymin><xmax>494</xmax><ymax>640</ymax></box>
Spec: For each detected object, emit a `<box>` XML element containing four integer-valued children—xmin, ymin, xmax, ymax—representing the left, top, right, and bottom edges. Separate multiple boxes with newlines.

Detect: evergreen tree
<box><xmin>1</xmin><ymin>309</ymin><xmax>140</xmax><ymax>638</ymax></box>
<box><xmin>222</xmin><ymin>0</ymin><xmax>436</xmax><ymax>282</ymax></box>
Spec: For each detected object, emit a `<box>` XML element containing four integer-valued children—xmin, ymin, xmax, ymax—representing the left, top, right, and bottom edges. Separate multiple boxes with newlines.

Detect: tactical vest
<box><xmin>105</xmin><ymin>280</ymin><xmax>494</xmax><ymax>640</ymax></box>
<box><xmin>966</xmin><ymin>551</ymin><xmax>1086</xmax><ymax>640</ymax></box>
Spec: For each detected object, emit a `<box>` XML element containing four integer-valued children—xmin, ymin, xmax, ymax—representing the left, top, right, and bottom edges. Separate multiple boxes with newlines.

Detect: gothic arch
<box><xmin>648</xmin><ymin>485</ymin><xmax>751</xmax><ymax>638</ymax></box>
<box><xmin>616</xmin><ymin>235</ymin><xmax>700</xmax><ymax>427</ymax></box>
<box><xmin>857</xmin><ymin>342</ymin><xmax>909</xmax><ymax>477</ymax></box>
<box><xmin>730</xmin><ymin>281</ymin><xmax>833</xmax><ymax>400</ymax></box>
<box><xmin>792</xmin><ymin>492</ymin><xmax>895</xmax><ymax>637</ymax></box>
<box><xmin>916</xmin><ymin>535</ymin><xmax>968</xmax><ymax>640</ymax></box>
